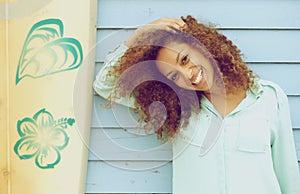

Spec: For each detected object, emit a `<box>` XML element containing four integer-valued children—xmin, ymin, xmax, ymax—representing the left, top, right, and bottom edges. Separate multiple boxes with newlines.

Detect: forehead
<box><xmin>156</xmin><ymin>41</ymin><xmax>209</xmax><ymax>64</ymax></box>
<box><xmin>156</xmin><ymin>42</ymin><xmax>189</xmax><ymax>61</ymax></box>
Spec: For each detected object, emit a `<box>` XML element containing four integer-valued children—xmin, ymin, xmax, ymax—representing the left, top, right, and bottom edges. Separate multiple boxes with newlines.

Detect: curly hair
<box><xmin>109</xmin><ymin>15</ymin><xmax>256</xmax><ymax>141</ymax></box>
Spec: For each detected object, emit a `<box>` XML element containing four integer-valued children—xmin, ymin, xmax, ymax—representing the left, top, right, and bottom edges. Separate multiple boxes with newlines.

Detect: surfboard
<box><xmin>0</xmin><ymin>0</ymin><xmax>97</xmax><ymax>193</ymax></box>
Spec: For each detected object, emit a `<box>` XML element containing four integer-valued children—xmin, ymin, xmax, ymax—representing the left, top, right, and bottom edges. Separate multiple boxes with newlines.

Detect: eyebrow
<box><xmin>176</xmin><ymin>50</ymin><xmax>183</xmax><ymax>64</ymax></box>
<box><xmin>166</xmin><ymin>71</ymin><xmax>174</xmax><ymax>78</ymax></box>
<box><xmin>165</xmin><ymin>49</ymin><xmax>183</xmax><ymax>78</ymax></box>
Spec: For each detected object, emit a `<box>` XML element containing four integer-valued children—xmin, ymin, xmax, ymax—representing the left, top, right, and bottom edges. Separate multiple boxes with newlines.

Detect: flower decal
<box><xmin>14</xmin><ymin>109</ymin><xmax>75</xmax><ymax>169</ymax></box>
<box><xmin>16</xmin><ymin>18</ymin><xmax>83</xmax><ymax>84</ymax></box>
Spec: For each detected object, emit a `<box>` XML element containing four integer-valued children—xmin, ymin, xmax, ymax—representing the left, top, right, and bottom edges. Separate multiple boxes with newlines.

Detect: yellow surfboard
<box><xmin>0</xmin><ymin>0</ymin><xmax>97</xmax><ymax>193</ymax></box>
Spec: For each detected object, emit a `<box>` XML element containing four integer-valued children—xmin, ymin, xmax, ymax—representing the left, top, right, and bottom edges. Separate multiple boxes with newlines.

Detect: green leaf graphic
<box><xmin>16</xmin><ymin>18</ymin><xmax>83</xmax><ymax>84</ymax></box>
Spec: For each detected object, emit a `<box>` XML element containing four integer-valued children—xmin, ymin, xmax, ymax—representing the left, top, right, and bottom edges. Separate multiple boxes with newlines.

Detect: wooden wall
<box><xmin>86</xmin><ymin>0</ymin><xmax>300</xmax><ymax>193</ymax></box>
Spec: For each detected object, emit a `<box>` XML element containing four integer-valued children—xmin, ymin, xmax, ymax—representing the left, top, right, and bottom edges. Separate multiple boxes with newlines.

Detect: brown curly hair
<box><xmin>109</xmin><ymin>15</ymin><xmax>256</xmax><ymax>141</ymax></box>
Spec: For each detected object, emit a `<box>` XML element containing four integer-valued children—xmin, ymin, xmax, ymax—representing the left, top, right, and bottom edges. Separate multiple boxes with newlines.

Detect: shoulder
<box><xmin>259</xmin><ymin>79</ymin><xmax>287</xmax><ymax>97</ymax></box>
<box><xmin>258</xmin><ymin>79</ymin><xmax>288</xmax><ymax>108</ymax></box>
<box><xmin>105</xmin><ymin>43</ymin><xmax>128</xmax><ymax>63</ymax></box>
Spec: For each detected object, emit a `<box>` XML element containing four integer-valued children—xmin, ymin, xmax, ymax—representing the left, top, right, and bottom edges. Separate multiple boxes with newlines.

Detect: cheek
<box><xmin>175</xmin><ymin>77</ymin><xmax>194</xmax><ymax>90</ymax></box>
<box><xmin>155</xmin><ymin>62</ymin><xmax>170</xmax><ymax>77</ymax></box>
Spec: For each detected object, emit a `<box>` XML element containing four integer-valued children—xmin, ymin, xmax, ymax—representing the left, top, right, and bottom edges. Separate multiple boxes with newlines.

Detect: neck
<box><xmin>204</xmin><ymin>86</ymin><xmax>247</xmax><ymax>118</ymax></box>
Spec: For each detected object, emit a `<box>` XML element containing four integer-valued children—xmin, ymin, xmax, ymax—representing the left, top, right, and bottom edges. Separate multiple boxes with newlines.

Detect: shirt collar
<box><xmin>200</xmin><ymin>78</ymin><xmax>264</xmax><ymax>118</ymax></box>
<box><xmin>248</xmin><ymin>78</ymin><xmax>264</xmax><ymax>98</ymax></box>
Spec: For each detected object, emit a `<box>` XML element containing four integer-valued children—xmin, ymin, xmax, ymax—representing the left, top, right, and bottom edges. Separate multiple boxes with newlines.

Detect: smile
<box><xmin>191</xmin><ymin>68</ymin><xmax>203</xmax><ymax>85</ymax></box>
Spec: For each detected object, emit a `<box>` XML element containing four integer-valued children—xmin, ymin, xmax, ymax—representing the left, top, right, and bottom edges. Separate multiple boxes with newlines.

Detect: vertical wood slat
<box><xmin>0</xmin><ymin>17</ymin><xmax>9</xmax><ymax>194</ymax></box>
<box><xmin>5</xmin><ymin>1</ymin><xmax>97</xmax><ymax>194</ymax></box>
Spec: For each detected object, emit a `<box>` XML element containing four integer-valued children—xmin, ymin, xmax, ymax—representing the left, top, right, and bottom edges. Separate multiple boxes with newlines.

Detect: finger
<box><xmin>162</xmin><ymin>17</ymin><xmax>186</xmax><ymax>28</ymax></box>
<box><xmin>149</xmin><ymin>20</ymin><xmax>182</xmax><ymax>31</ymax></box>
<box><xmin>144</xmin><ymin>23</ymin><xmax>177</xmax><ymax>33</ymax></box>
<box><xmin>152</xmin><ymin>17</ymin><xmax>186</xmax><ymax>31</ymax></box>
<box><xmin>176</xmin><ymin>18</ymin><xmax>187</xmax><ymax>29</ymax></box>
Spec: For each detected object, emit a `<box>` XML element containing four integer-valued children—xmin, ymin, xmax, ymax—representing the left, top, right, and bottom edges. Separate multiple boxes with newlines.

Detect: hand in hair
<box><xmin>125</xmin><ymin>17</ymin><xmax>187</xmax><ymax>47</ymax></box>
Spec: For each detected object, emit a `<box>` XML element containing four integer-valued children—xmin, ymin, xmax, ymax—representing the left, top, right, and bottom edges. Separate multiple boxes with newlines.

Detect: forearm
<box><xmin>93</xmin><ymin>43</ymin><xmax>135</xmax><ymax>107</ymax></box>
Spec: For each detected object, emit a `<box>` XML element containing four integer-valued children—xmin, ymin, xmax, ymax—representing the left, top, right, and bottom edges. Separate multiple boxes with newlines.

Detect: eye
<box><xmin>171</xmin><ymin>72</ymin><xmax>179</xmax><ymax>81</ymax></box>
<box><xmin>181</xmin><ymin>54</ymin><xmax>189</xmax><ymax>65</ymax></box>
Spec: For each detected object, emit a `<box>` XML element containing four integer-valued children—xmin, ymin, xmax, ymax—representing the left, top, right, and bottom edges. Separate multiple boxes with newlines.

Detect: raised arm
<box><xmin>93</xmin><ymin>17</ymin><xmax>187</xmax><ymax>107</ymax></box>
<box><xmin>93</xmin><ymin>43</ymin><xmax>136</xmax><ymax>107</ymax></box>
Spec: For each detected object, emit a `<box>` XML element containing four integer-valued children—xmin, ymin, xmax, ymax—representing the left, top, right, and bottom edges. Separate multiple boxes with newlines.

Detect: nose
<box><xmin>183</xmin><ymin>66</ymin><xmax>193</xmax><ymax>80</ymax></box>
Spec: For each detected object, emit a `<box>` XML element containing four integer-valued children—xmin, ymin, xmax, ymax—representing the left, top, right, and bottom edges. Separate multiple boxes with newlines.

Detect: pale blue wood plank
<box><xmin>222</xmin><ymin>30</ymin><xmax>300</xmax><ymax>63</ymax></box>
<box><xmin>85</xmin><ymin>161</ymin><xmax>172</xmax><ymax>193</ymax></box>
<box><xmin>88</xmin><ymin>128</ymin><xmax>172</xmax><ymax>161</ymax></box>
<box><xmin>95</xmin><ymin>30</ymin><xmax>300</xmax><ymax>63</ymax></box>
<box><xmin>288</xmin><ymin>96</ymin><xmax>300</xmax><ymax>129</ymax></box>
<box><xmin>95</xmin><ymin>29</ymin><xmax>132</xmax><ymax>62</ymax></box>
<box><xmin>97</xmin><ymin>0</ymin><xmax>300</xmax><ymax>28</ymax></box>
<box><xmin>294</xmin><ymin>130</ymin><xmax>300</xmax><ymax>162</ymax></box>
<box><xmin>91</xmin><ymin>95</ymin><xmax>139</xmax><ymax>128</ymax></box>
<box><xmin>248</xmin><ymin>64</ymin><xmax>300</xmax><ymax>95</ymax></box>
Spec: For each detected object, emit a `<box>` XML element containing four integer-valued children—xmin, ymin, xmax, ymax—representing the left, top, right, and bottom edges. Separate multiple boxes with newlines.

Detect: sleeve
<box><xmin>93</xmin><ymin>43</ymin><xmax>136</xmax><ymax>108</ymax></box>
<box><xmin>271</xmin><ymin>86</ymin><xmax>300</xmax><ymax>194</ymax></box>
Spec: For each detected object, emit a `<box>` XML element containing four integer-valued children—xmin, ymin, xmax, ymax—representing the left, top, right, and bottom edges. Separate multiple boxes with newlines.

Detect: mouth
<box><xmin>191</xmin><ymin>68</ymin><xmax>203</xmax><ymax>85</ymax></box>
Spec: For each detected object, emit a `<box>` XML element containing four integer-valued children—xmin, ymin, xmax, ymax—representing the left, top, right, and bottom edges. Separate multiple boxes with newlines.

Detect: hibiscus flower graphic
<box><xmin>14</xmin><ymin>108</ymin><xmax>75</xmax><ymax>169</ymax></box>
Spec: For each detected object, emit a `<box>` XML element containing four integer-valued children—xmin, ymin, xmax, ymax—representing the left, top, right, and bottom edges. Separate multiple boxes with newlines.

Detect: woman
<box><xmin>94</xmin><ymin>16</ymin><xmax>300</xmax><ymax>194</ymax></box>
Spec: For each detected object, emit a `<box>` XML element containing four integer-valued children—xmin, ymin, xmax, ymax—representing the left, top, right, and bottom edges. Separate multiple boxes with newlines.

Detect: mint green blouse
<box><xmin>93</xmin><ymin>43</ymin><xmax>300</xmax><ymax>194</ymax></box>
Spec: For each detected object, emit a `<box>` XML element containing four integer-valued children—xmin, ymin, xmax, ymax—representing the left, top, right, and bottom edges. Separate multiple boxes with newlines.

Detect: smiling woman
<box><xmin>93</xmin><ymin>15</ymin><xmax>300</xmax><ymax>194</ymax></box>
<box><xmin>95</xmin><ymin>16</ymin><xmax>256</xmax><ymax>139</ymax></box>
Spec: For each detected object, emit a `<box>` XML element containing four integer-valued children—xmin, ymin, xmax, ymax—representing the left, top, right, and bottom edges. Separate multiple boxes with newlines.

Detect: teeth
<box><xmin>192</xmin><ymin>69</ymin><xmax>203</xmax><ymax>84</ymax></box>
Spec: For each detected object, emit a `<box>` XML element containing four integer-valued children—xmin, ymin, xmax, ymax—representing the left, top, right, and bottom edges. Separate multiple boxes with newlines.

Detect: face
<box><xmin>156</xmin><ymin>42</ymin><xmax>216</xmax><ymax>92</ymax></box>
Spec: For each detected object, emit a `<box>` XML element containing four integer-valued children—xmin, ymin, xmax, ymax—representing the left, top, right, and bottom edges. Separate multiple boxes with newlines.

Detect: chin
<box><xmin>181</xmin><ymin>85</ymin><xmax>204</xmax><ymax>91</ymax></box>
